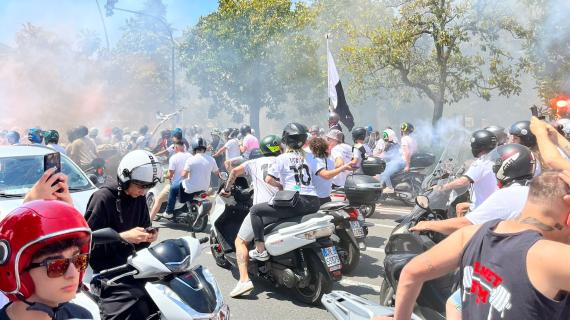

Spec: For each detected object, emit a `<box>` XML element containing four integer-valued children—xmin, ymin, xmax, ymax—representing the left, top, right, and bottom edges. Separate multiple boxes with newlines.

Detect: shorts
<box><xmin>237</xmin><ymin>213</ymin><xmax>254</xmax><ymax>242</ymax></box>
<box><xmin>449</xmin><ymin>289</ymin><xmax>462</xmax><ymax>311</ymax></box>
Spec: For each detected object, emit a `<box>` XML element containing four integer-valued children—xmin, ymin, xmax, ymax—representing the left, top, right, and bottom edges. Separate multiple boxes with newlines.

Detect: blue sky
<box><xmin>0</xmin><ymin>0</ymin><xmax>218</xmax><ymax>45</ymax></box>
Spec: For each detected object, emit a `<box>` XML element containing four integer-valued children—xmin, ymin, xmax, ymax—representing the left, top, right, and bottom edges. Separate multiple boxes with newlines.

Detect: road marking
<box><xmin>370</xmin><ymin>223</ymin><xmax>396</xmax><ymax>229</ymax></box>
<box><xmin>365</xmin><ymin>246</ymin><xmax>385</xmax><ymax>253</ymax></box>
<box><xmin>339</xmin><ymin>279</ymin><xmax>381</xmax><ymax>293</ymax></box>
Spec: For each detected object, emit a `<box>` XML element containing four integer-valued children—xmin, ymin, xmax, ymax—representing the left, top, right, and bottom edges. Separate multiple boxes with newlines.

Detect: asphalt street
<box><xmin>155</xmin><ymin>201</ymin><xmax>412</xmax><ymax>320</ymax></box>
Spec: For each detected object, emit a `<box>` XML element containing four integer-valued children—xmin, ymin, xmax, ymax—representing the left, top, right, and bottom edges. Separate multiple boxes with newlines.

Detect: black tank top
<box><xmin>460</xmin><ymin>219</ymin><xmax>570</xmax><ymax>320</ymax></box>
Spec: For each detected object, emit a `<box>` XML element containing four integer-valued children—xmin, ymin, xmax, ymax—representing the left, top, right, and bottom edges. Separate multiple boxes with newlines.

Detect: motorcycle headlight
<box><xmin>164</xmin><ymin>255</ymin><xmax>191</xmax><ymax>273</ymax></box>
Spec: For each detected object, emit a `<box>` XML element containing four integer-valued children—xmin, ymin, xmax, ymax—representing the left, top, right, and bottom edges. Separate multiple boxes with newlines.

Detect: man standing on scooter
<box><xmin>85</xmin><ymin>150</ymin><xmax>162</xmax><ymax>320</ymax></box>
<box><xmin>221</xmin><ymin>134</ymin><xmax>283</xmax><ymax>297</ymax></box>
<box><xmin>160</xmin><ymin>140</ymin><xmax>192</xmax><ymax>220</ymax></box>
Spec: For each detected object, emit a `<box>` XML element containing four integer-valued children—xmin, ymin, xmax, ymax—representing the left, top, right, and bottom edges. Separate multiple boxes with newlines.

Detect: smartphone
<box><xmin>530</xmin><ymin>106</ymin><xmax>539</xmax><ymax>117</ymax></box>
<box><xmin>44</xmin><ymin>152</ymin><xmax>61</xmax><ymax>174</ymax></box>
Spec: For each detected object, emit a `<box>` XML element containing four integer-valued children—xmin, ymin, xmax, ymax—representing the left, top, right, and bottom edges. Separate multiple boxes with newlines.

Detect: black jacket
<box><xmin>85</xmin><ymin>182</ymin><xmax>151</xmax><ymax>273</ymax></box>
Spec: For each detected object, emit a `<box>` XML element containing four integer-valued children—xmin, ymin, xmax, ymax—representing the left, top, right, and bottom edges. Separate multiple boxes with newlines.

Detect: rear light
<box><xmin>344</xmin><ymin>208</ymin><xmax>359</xmax><ymax>221</ymax></box>
<box><xmin>201</xmin><ymin>193</ymin><xmax>208</xmax><ymax>199</ymax></box>
<box><xmin>96</xmin><ymin>168</ymin><xmax>104</xmax><ymax>175</ymax></box>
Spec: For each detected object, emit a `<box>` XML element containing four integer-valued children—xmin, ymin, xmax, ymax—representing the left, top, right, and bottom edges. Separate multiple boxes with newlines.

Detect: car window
<box><xmin>0</xmin><ymin>155</ymin><xmax>92</xmax><ymax>197</ymax></box>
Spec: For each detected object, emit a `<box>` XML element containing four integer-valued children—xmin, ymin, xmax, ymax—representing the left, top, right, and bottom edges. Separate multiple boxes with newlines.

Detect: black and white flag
<box><xmin>327</xmin><ymin>44</ymin><xmax>354</xmax><ymax>131</ymax></box>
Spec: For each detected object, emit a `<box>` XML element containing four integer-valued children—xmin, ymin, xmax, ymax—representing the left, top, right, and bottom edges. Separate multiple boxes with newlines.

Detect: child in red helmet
<box><xmin>0</xmin><ymin>200</ymin><xmax>93</xmax><ymax>319</ymax></box>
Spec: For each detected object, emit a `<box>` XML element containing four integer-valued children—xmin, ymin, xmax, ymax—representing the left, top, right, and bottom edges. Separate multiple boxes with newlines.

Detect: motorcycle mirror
<box><xmin>220</xmin><ymin>172</ymin><xmax>229</xmax><ymax>181</ymax></box>
<box><xmin>92</xmin><ymin>228</ymin><xmax>122</xmax><ymax>245</ymax></box>
<box><xmin>415</xmin><ymin>195</ymin><xmax>430</xmax><ymax>210</ymax></box>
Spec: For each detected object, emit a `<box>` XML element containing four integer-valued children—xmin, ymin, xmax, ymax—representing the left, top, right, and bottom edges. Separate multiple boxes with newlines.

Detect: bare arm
<box><xmin>213</xmin><ymin>145</ymin><xmax>227</xmax><ymax>158</ymax></box>
<box><xmin>393</xmin><ymin>225</ymin><xmax>479</xmax><ymax>320</ymax></box>
<box><xmin>409</xmin><ymin>217</ymin><xmax>473</xmax><ymax>235</ymax></box>
<box><xmin>318</xmin><ymin>163</ymin><xmax>351</xmax><ymax>180</ymax></box>
<box><xmin>224</xmin><ymin>164</ymin><xmax>246</xmax><ymax>191</ymax></box>
<box><xmin>440</xmin><ymin>176</ymin><xmax>471</xmax><ymax>191</ymax></box>
<box><xmin>334</xmin><ymin>157</ymin><xmax>344</xmax><ymax>169</ymax></box>
<box><xmin>531</xmin><ymin>117</ymin><xmax>570</xmax><ymax>171</ymax></box>
<box><xmin>182</xmin><ymin>170</ymin><xmax>190</xmax><ymax>179</ymax></box>
<box><xmin>265</xmin><ymin>175</ymin><xmax>283</xmax><ymax>190</ymax></box>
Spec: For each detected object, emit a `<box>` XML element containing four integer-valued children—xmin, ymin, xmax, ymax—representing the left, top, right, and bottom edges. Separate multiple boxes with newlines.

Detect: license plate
<box><xmin>350</xmin><ymin>220</ymin><xmax>365</xmax><ymax>238</ymax></box>
<box><xmin>321</xmin><ymin>246</ymin><xmax>341</xmax><ymax>271</ymax></box>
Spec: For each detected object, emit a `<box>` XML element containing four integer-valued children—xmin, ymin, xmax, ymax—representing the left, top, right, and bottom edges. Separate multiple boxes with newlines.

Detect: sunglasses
<box><xmin>25</xmin><ymin>253</ymin><xmax>89</xmax><ymax>278</ymax></box>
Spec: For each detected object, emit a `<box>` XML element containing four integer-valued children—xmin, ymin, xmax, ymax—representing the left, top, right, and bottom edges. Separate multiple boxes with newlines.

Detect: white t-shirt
<box><xmin>268</xmin><ymin>151</ymin><xmax>318</xmax><ymax>196</ymax></box>
<box><xmin>466</xmin><ymin>184</ymin><xmax>529</xmax><ymax>225</ymax></box>
<box><xmin>352</xmin><ymin>143</ymin><xmax>366</xmax><ymax>168</ymax></box>
<box><xmin>224</xmin><ymin>139</ymin><xmax>241</xmax><ymax>159</ymax></box>
<box><xmin>182</xmin><ymin>153</ymin><xmax>219</xmax><ymax>193</ymax></box>
<box><xmin>400</xmin><ymin>135</ymin><xmax>418</xmax><ymax>157</ymax></box>
<box><xmin>243</xmin><ymin>156</ymin><xmax>278</xmax><ymax>205</ymax></box>
<box><xmin>310</xmin><ymin>154</ymin><xmax>335</xmax><ymax>198</ymax></box>
<box><xmin>331</xmin><ymin>143</ymin><xmax>353</xmax><ymax>187</ymax></box>
<box><xmin>168</xmin><ymin>152</ymin><xmax>192</xmax><ymax>184</ymax></box>
<box><xmin>242</xmin><ymin>134</ymin><xmax>260</xmax><ymax>160</ymax></box>
<box><xmin>464</xmin><ymin>156</ymin><xmax>498</xmax><ymax>209</ymax></box>
<box><xmin>373</xmin><ymin>140</ymin><xmax>386</xmax><ymax>156</ymax></box>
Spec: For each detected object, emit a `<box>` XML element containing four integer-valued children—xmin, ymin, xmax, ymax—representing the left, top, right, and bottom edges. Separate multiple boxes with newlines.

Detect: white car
<box><xmin>0</xmin><ymin>145</ymin><xmax>97</xmax><ymax>220</ymax></box>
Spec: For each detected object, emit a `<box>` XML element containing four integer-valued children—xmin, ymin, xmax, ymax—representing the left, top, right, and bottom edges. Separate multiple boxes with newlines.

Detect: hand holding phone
<box><xmin>145</xmin><ymin>227</ymin><xmax>159</xmax><ymax>234</ymax></box>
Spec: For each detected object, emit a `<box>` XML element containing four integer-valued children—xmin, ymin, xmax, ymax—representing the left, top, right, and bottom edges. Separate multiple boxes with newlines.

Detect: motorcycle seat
<box><xmin>319</xmin><ymin>201</ymin><xmax>350</xmax><ymax>211</ymax></box>
<box><xmin>264</xmin><ymin>212</ymin><xmax>327</xmax><ymax>234</ymax></box>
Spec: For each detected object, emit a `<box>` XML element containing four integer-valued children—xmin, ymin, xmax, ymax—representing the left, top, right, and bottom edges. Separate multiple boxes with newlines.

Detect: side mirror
<box><xmin>220</xmin><ymin>172</ymin><xmax>229</xmax><ymax>181</ymax></box>
<box><xmin>92</xmin><ymin>228</ymin><xmax>122</xmax><ymax>245</ymax></box>
<box><xmin>415</xmin><ymin>195</ymin><xmax>430</xmax><ymax>210</ymax></box>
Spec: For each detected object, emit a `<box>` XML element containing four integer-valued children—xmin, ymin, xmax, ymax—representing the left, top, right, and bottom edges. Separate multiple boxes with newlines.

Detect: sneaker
<box><xmin>249</xmin><ymin>249</ymin><xmax>270</xmax><ymax>262</ymax></box>
<box><xmin>230</xmin><ymin>280</ymin><xmax>254</xmax><ymax>298</ymax></box>
<box><xmin>162</xmin><ymin>212</ymin><xmax>174</xmax><ymax>219</ymax></box>
<box><xmin>383</xmin><ymin>187</ymin><xmax>395</xmax><ymax>194</ymax></box>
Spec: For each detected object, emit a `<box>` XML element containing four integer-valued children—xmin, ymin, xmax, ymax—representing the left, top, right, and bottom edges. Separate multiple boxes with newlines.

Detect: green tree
<box><xmin>179</xmin><ymin>0</ymin><xmax>315</xmax><ymax>134</ymax></box>
<box><xmin>340</xmin><ymin>0</ymin><xmax>529</xmax><ymax>125</ymax></box>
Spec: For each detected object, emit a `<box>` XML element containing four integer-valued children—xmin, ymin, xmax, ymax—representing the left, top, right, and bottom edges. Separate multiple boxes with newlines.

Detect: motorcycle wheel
<box><xmin>362</xmin><ymin>204</ymin><xmax>375</xmax><ymax>218</ymax></box>
<box><xmin>340</xmin><ymin>239</ymin><xmax>360</xmax><ymax>274</ymax></box>
<box><xmin>294</xmin><ymin>251</ymin><xmax>333</xmax><ymax>305</ymax></box>
<box><xmin>379</xmin><ymin>277</ymin><xmax>395</xmax><ymax>306</ymax></box>
<box><xmin>191</xmin><ymin>214</ymin><xmax>208</xmax><ymax>232</ymax></box>
<box><xmin>210</xmin><ymin>230</ymin><xmax>231</xmax><ymax>269</ymax></box>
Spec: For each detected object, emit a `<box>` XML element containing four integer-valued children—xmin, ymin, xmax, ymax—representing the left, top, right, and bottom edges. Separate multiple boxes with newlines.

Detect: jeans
<box><xmin>165</xmin><ymin>182</ymin><xmax>181</xmax><ymax>214</ymax></box>
<box><xmin>379</xmin><ymin>158</ymin><xmax>405</xmax><ymax>188</ymax></box>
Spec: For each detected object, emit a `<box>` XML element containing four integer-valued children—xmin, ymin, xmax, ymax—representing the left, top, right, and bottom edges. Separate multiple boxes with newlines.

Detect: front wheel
<box><xmin>379</xmin><ymin>277</ymin><xmax>395</xmax><ymax>307</ymax></box>
<box><xmin>210</xmin><ymin>230</ymin><xmax>231</xmax><ymax>269</ymax></box>
<box><xmin>294</xmin><ymin>251</ymin><xmax>333</xmax><ymax>305</ymax></box>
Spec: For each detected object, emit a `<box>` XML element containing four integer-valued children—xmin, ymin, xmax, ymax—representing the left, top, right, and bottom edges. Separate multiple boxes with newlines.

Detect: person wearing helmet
<box><xmin>509</xmin><ymin>120</ymin><xmax>547</xmax><ymax>177</ymax></box>
<box><xmin>326</xmin><ymin>129</ymin><xmax>353</xmax><ymax>188</ymax></box>
<box><xmin>485</xmin><ymin>125</ymin><xmax>508</xmax><ymax>146</ymax></box>
<box><xmin>378</xmin><ymin>128</ymin><xmax>405</xmax><ymax>192</ymax></box>
<box><xmin>134</xmin><ymin>125</ymin><xmax>151</xmax><ymax>150</ymax></box>
<box><xmin>221</xmin><ymin>134</ymin><xmax>283</xmax><ymax>297</ymax></box>
<box><xmin>85</xmin><ymin>150</ymin><xmax>163</xmax><ymax>319</ymax></box>
<box><xmin>239</xmin><ymin>124</ymin><xmax>260</xmax><ymax>161</ymax></box>
<box><xmin>27</xmin><ymin>128</ymin><xmax>43</xmax><ymax>145</ymax></box>
<box><xmin>214</xmin><ymin>128</ymin><xmax>241</xmax><ymax>171</ymax></box>
<box><xmin>176</xmin><ymin>137</ymin><xmax>222</xmax><ymax>211</ymax></box>
<box><xmin>69</xmin><ymin>126</ymin><xmax>97</xmax><ymax>171</ymax></box>
<box><xmin>433</xmin><ymin>129</ymin><xmax>498</xmax><ymax>213</ymax></box>
<box><xmin>329</xmin><ymin>112</ymin><xmax>342</xmax><ymax>132</ymax></box>
<box><xmin>351</xmin><ymin>126</ymin><xmax>371</xmax><ymax>169</ymax></box>
<box><xmin>0</xmin><ymin>200</ymin><xmax>93</xmax><ymax>319</ymax></box>
<box><xmin>44</xmin><ymin>129</ymin><xmax>66</xmax><ymax>155</ymax></box>
<box><xmin>309</xmin><ymin>125</ymin><xmax>321</xmax><ymax>140</ymax></box>
<box><xmin>400</xmin><ymin>122</ymin><xmax>418</xmax><ymax>173</ymax></box>
<box><xmin>5</xmin><ymin>131</ymin><xmax>20</xmax><ymax>145</ymax></box>
<box><xmin>248</xmin><ymin>123</ymin><xmax>322</xmax><ymax>261</ymax></box>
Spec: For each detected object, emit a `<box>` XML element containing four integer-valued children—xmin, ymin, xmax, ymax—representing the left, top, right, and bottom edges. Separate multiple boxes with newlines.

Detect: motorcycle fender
<box><xmin>336</xmin><ymin>227</ymin><xmax>359</xmax><ymax>250</ymax></box>
<box><xmin>306</xmin><ymin>245</ymin><xmax>342</xmax><ymax>281</ymax></box>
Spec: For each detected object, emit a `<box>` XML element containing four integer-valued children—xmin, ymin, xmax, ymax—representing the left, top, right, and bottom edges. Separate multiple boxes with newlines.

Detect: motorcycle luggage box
<box><xmin>410</xmin><ymin>153</ymin><xmax>435</xmax><ymax>168</ymax></box>
<box><xmin>344</xmin><ymin>174</ymin><xmax>382</xmax><ymax>206</ymax></box>
<box><xmin>361</xmin><ymin>157</ymin><xmax>386</xmax><ymax>176</ymax></box>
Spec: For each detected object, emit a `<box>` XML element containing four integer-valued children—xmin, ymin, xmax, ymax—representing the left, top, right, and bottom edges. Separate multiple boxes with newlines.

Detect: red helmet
<box><xmin>0</xmin><ymin>200</ymin><xmax>91</xmax><ymax>300</ymax></box>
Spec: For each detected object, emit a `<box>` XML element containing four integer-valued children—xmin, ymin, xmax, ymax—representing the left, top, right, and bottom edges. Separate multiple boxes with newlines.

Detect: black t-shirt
<box><xmin>0</xmin><ymin>301</ymin><xmax>93</xmax><ymax>319</ymax></box>
<box><xmin>84</xmin><ymin>182</ymin><xmax>151</xmax><ymax>273</ymax></box>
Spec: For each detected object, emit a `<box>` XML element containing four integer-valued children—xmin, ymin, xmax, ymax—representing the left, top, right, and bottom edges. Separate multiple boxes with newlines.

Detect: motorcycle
<box><xmin>209</xmin><ymin>177</ymin><xmax>342</xmax><ymax>305</ymax></box>
<box><xmin>379</xmin><ymin>145</ymin><xmax>470</xmax><ymax>319</ymax></box>
<box><xmin>85</xmin><ymin>228</ymin><xmax>229</xmax><ymax>320</ymax></box>
<box><xmin>323</xmin><ymin>290</ymin><xmax>422</xmax><ymax>320</ymax></box>
<box><xmin>378</xmin><ymin>152</ymin><xmax>436</xmax><ymax>207</ymax></box>
<box><xmin>153</xmin><ymin>187</ymin><xmax>212</xmax><ymax>232</ymax></box>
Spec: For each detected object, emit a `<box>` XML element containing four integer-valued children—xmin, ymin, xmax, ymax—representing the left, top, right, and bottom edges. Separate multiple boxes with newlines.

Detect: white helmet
<box><xmin>383</xmin><ymin>128</ymin><xmax>397</xmax><ymax>143</ymax></box>
<box><xmin>117</xmin><ymin>150</ymin><xmax>163</xmax><ymax>187</ymax></box>
<box><xmin>557</xmin><ymin>118</ymin><xmax>570</xmax><ymax>139</ymax></box>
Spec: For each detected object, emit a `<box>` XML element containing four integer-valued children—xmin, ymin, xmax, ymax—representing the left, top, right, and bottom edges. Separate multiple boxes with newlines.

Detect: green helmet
<box><xmin>43</xmin><ymin>129</ymin><xmax>60</xmax><ymax>144</ymax></box>
<box><xmin>260</xmin><ymin>134</ymin><xmax>282</xmax><ymax>156</ymax></box>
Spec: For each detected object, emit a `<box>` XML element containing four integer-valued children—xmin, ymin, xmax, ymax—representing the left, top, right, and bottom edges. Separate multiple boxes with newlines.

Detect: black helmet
<box><xmin>329</xmin><ymin>112</ymin><xmax>340</xmax><ymax>126</ymax></box>
<box><xmin>259</xmin><ymin>134</ymin><xmax>282</xmax><ymax>156</ymax></box>
<box><xmin>282</xmin><ymin>122</ymin><xmax>308</xmax><ymax>149</ymax></box>
<box><xmin>248</xmin><ymin>148</ymin><xmax>263</xmax><ymax>159</ymax></box>
<box><xmin>470</xmin><ymin>129</ymin><xmax>497</xmax><ymax>157</ymax></box>
<box><xmin>351</xmin><ymin>127</ymin><xmax>367</xmax><ymax>142</ymax></box>
<box><xmin>240</xmin><ymin>124</ymin><xmax>251</xmax><ymax>136</ymax></box>
<box><xmin>77</xmin><ymin>126</ymin><xmax>89</xmax><ymax>138</ymax></box>
<box><xmin>509</xmin><ymin>121</ymin><xmax>537</xmax><ymax>148</ymax></box>
<box><xmin>490</xmin><ymin>144</ymin><xmax>536</xmax><ymax>187</ymax></box>
<box><xmin>484</xmin><ymin>125</ymin><xmax>507</xmax><ymax>146</ymax></box>
<box><xmin>228</xmin><ymin>128</ymin><xmax>239</xmax><ymax>139</ymax></box>
<box><xmin>160</xmin><ymin>129</ymin><xmax>171</xmax><ymax>139</ymax></box>
<box><xmin>191</xmin><ymin>136</ymin><xmax>207</xmax><ymax>152</ymax></box>
<box><xmin>400</xmin><ymin>122</ymin><xmax>414</xmax><ymax>134</ymax></box>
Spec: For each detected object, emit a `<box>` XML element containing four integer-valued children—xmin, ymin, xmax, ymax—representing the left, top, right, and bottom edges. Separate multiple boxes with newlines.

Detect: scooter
<box><xmin>154</xmin><ymin>187</ymin><xmax>212</xmax><ymax>232</ymax></box>
<box><xmin>209</xmin><ymin>177</ymin><xmax>342</xmax><ymax>305</ymax></box>
<box><xmin>378</xmin><ymin>152</ymin><xmax>436</xmax><ymax>206</ymax></box>
<box><xmin>85</xmin><ymin>228</ymin><xmax>229</xmax><ymax>320</ymax></box>
<box><xmin>323</xmin><ymin>291</ymin><xmax>422</xmax><ymax>320</ymax></box>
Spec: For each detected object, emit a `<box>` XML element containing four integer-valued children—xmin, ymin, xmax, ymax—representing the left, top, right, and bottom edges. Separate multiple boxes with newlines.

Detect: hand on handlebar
<box><xmin>409</xmin><ymin>221</ymin><xmax>432</xmax><ymax>233</ymax></box>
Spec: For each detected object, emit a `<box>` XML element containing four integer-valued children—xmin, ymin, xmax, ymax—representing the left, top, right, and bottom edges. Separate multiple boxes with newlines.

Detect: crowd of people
<box><xmin>3</xmin><ymin>110</ymin><xmax>570</xmax><ymax>319</ymax></box>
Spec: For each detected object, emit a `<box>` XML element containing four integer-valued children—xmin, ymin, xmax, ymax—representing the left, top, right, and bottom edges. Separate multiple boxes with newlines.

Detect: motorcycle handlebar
<box><xmin>199</xmin><ymin>237</ymin><xmax>209</xmax><ymax>244</ymax></box>
<box><xmin>98</xmin><ymin>264</ymin><xmax>131</xmax><ymax>278</ymax></box>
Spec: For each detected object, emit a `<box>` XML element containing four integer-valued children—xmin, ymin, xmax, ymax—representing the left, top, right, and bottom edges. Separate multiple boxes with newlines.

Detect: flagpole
<box><xmin>326</xmin><ymin>33</ymin><xmax>332</xmax><ymax>113</ymax></box>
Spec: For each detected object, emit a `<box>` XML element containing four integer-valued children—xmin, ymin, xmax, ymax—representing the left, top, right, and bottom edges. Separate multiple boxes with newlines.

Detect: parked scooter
<box><xmin>209</xmin><ymin>177</ymin><xmax>342</xmax><ymax>305</ymax></box>
<box><xmin>85</xmin><ymin>228</ymin><xmax>229</xmax><ymax>320</ymax></box>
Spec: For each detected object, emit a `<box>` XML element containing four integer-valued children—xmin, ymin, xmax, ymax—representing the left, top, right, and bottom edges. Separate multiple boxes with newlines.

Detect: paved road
<box><xmin>155</xmin><ymin>202</ymin><xmax>412</xmax><ymax>320</ymax></box>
